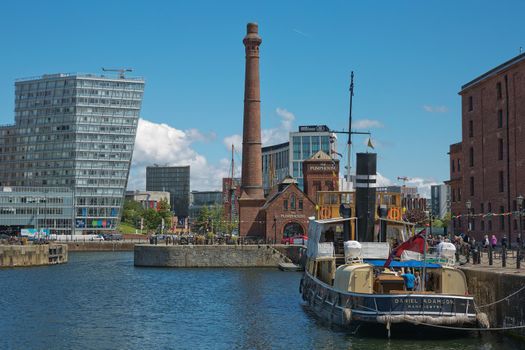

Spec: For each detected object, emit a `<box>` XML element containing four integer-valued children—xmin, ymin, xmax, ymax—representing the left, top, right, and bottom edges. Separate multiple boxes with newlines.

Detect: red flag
<box><xmin>384</xmin><ymin>229</ymin><xmax>426</xmax><ymax>267</ymax></box>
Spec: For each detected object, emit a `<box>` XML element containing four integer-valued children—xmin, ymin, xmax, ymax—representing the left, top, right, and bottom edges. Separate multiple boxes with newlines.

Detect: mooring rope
<box><xmin>476</xmin><ymin>283</ymin><xmax>525</xmax><ymax>308</ymax></box>
<box><xmin>402</xmin><ymin>320</ymin><xmax>525</xmax><ymax>332</ymax></box>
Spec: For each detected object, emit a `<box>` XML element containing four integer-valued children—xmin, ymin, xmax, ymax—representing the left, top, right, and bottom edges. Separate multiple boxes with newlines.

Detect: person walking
<box><xmin>501</xmin><ymin>235</ymin><xmax>508</xmax><ymax>249</ymax></box>
<box><xmin>491</xmin><ymin>234</ymin><xmax>497</xmax><ymax>249</ymax></box>
<box><xmin>484</xmin><ymin>235</ymin><xmax>489</xmax><ymax>249</ymax></box>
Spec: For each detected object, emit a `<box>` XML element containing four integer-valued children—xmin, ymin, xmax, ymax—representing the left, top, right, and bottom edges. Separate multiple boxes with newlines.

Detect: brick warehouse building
<box><xmin>260</xmin><ymin>177</ymin><xmax>315</xmax><ymax>242</ymax></box>
<box><xmin>448</xmin><ymin>53</ymin><xmax>525</xmax><ymax>245</ymax></box>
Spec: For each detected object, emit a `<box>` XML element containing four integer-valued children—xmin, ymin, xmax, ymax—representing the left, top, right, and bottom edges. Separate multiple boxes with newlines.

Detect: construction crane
<box><xmin>101</xmin><ymin>67</ymin><xmax>132</xmax><ymax>79</ymax></box>
<box><xmin>397</xmin><ymin>176</ymin><xmax>410</xmax><ymax>187</ymax></box>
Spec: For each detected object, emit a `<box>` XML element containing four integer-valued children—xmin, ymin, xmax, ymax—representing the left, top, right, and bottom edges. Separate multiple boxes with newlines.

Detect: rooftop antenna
<box><xmin>102</xmin><ymin>67</ymin><xmax>132</xmax><ymax>79</ymax></box>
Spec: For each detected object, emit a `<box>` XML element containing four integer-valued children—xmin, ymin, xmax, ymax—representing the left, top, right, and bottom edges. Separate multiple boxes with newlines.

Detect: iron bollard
<box><xmin>478</xmin><ymin>247</ymin><xmax>482</xmax><ymax>264</ymax></box>
<box><xmin>466</xmin><ymin>247</ymin><xmax>470</xmax><ymax>264</ymax></box>
<box><xmin>502</xmin><ymin>246</ymin><xmax>507</xmax><ymax>267</ymax></box>
<box><xmin>517</xmin><ymin>248</ymin><xmax>521</xmax><ymax>269</ymax></box>
<box><xmin>489</xmin><ymin>246</ymin><xmax>493</xmax><ymax>265</ymax></box>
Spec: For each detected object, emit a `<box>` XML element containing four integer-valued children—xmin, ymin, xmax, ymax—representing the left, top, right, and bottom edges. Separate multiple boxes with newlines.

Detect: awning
<box><xmin>364</xmin><ymin>259</ymin><xmax>441</xmax><ymax>268</ymax></box>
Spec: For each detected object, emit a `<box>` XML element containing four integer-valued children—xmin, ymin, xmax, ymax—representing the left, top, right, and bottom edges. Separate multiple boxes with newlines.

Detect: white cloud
<box><xmin>423</xmin><ymin>105</ymin><xmax>449</xmax><ymax>113</ymax></box>
<box><xmin>128</xmin><ymin>119</ymin><xmax>229</xmax><ymax>191</ymax></box>
<box><xmin>263</xmin><ymin>107</ymin><xmax>296</xmax><ymax>145</ymax></box>
<box><xmin>376</xmin><ymin>173</ymin><xmax>438</xmax><ymax>198</ymax></box>
<box><xmin>404</xmin><ymin>177</ymin><xmax>439</xmax><ymax>198</ymax></box>
<box><xmin>353</xmin><ymin>119</ymin><xmax>384</xmax><ymax>129</ymax></box>
<box><xmin>376</xmin><ymin>172</ymin><xmax>394</xmax><ymax>187</ymax></box>
<box><xmin>223</xmin><ymin>134</ymin><xmax>242</xmax><ymax>152</ymax></box>
<box><xmin>223</xmin><ymin>107</ymin><xmax>296</xmax><ymax>152</ymax></box>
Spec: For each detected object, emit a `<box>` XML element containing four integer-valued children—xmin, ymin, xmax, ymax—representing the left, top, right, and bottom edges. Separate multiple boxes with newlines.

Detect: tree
<box><xmin>432</xmin><ymin>218</ymin><xmax>444</xmax><ymax>228</ymax></box>
<box><xmin>441</xmin><ymin>212</ymin><xmax>452</xmax><ymax>228</ymax></box>
<box><xmin>157</xmin><ymin>198</ymin><xmax>172</xmax><ymax>231</ymax></box>
<box><xmin>192</xmin><ymin>205</ymin><xmax>226</xmax><ymax>234</ymax></box>
<box><xmin>122</xmin><ymin>199</ymin><xmax>144</xmax><ymax>227</ymax></box>
<box><xmin>143</xmin><ymin>209</ymin><xmax>161</xmax><ymax>230</ymax></box>
<box><xmin>405</xmin><ymin>208</ymin><xmax>428</xmax><ymax>224</ymax></box>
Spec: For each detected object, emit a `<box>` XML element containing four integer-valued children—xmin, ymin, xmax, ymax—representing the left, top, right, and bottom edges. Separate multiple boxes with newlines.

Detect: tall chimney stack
<box><xmin>240</xmin><ymin>22</ymin><xmax>264</xmax><ymax>200</ymax></box>
<box><xmin>238</xmin><ymin>23</ymin><xmax>266</xmax><ymax>237</ymax></box>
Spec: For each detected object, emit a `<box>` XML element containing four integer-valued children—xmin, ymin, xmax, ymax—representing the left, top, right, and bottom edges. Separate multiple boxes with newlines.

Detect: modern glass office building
<box><xmin>189</xmin><ymin>191</ymin><xmax>223</xmax><ymax>219</ymax></box>
<box><xmin>262</xmin><ymin>142</ymin><xmax>289</xmax><ymax>195</ymax></box>
<box><xmin>289</xmin><ymin>125</ymin><xmax>336</xmax><ymax>190</ymax></box>
<box><xmin>0</xmin><ymin>73</ymin><xmax>145</xmax><ymax>234</ymax></box>
<box><xmin>146</xmin><ymin>166</ymin><xmax>190</xmax><ymax>217</ymax></box>
<box><xmin>0</xmin><ymin>186</ymin><xmax>73</xmax><ymax>235</ymax></box>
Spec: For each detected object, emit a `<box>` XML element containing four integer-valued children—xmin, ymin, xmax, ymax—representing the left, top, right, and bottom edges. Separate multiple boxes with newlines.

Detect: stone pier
<box><xmin>134</xmin><ymin>244</ymin><xmax>293</xmax><ymax>268</ymax></box>
<box><xmin>0</xmin><ymin>244</ymin><xmax>68</xmax><ymax>267</ymax></box>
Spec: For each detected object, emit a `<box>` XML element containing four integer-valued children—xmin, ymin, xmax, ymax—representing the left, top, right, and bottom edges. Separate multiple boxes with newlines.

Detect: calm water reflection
<box><xmin>0</xmin><ymin>252</ymin><xmax>522</xmax><ymax>349</ymax></box>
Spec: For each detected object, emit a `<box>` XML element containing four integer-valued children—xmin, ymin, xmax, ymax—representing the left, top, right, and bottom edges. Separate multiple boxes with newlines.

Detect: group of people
<box><xmin>482</xmin><ymin>234</ymin><xmax>508</xmax><ymax>249</ymax></box>
<box><xmin>400</xmin><ymin>268</ymin><xmax>421</xmax><ymax>291</ymax></box>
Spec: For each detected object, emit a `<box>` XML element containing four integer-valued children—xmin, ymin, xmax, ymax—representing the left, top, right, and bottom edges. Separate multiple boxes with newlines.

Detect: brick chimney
<box><xmin>239</xmin><ymin>23</ymin><xmax>266</xmax><ymax>237</ymax></box>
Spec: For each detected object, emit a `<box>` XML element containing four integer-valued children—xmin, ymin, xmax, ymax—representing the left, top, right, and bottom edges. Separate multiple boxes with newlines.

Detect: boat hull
<box><xmin>300</xmin><ymin>272</ymin><xmax>481</xmax><ymax>334</ymax></box>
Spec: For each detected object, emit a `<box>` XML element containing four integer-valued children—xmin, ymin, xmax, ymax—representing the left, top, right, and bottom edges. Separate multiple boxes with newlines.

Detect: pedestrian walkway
<box><xmin>461</xmin><ymin>250</ymin><xmax>525</xmax><ymax>276</ymax></box>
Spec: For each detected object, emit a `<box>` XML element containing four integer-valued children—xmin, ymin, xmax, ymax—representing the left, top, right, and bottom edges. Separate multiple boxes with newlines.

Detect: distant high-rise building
<box><xmin>431</xmin><ymin>184</ymin><xmax>450</xmax><ymax>219</ymax></box>
<box><xmin>146</xmin><ymin>165</ymin><xmax>190</xmax><ymax>217</ymax></box>
<box><xmin>261</xmin><ymin>126</ymin><xmax>337</xmax><ymax>194</ymax></box>
<box><xmin>189</xmin><ymin>191</ymin><xmax>223</xmax><ymax>219</ymax></box>
<box><xmin>262</xmin><ymin>142</ymin><xmax>289</xmax><ymax>195</ymax></box>
<box><xmin>0</xmin><ymin>72</ymin><xmax>145</xmax><ymax>234</ymax></box>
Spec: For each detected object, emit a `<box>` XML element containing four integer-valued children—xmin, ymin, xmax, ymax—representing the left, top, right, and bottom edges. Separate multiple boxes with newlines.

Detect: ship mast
<box><xmin>347</xmin><ymin>71</ymin><xmax>354</xmax><ymax>190</ymax></box>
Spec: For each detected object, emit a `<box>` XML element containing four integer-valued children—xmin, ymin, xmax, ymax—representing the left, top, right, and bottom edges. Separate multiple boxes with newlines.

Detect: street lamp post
<box><xmin>466</xmin><ymin>200</ymin><xmax>472</xmax><ymax>238</ymax></box>
<box><xmin>273</xmin><ymin>216</ymin><xmax>277</xmax><ymax>244</ymax></box>
<box><xmin>518</xmin><ymin>195</ymin><xmax>524</xmax><ymax>249</ymax></box>
<box><xmin>465</xmin><ymin>200</ymin><xmax>472</xmax><ymax>264</ymax></box>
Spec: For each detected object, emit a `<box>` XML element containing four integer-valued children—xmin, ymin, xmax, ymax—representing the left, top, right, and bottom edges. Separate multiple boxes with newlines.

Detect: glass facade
<box><xmin>146</xmin><ymin>166</ymin><xmax>190</xmax><ymax>217</ymax></box>
<box><xmin>289</xmin><ymin>131</ymin><xmax>336</xmax><ymax>190</ymax></box>
<box><xmin>261</xmin><ymin>142</ymin><xmax>290</xmax><ymax>194</ymax></box>
<box><xmin>0</xmin><ymin>186</ymin><xmax>73</xmax><ymax>235</ymax></box>
<box><xmin>189</xmin><ymin>191</ymin><xmax>223</xmax><ymax>219</ymax></box>
<box><xmin>0</xmin><ymin>73</ymin><xmax>145</xmax><ymax>234</ymax></box>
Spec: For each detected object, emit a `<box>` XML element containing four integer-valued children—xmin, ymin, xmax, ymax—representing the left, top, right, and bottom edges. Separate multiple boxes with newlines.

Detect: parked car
<box><xmin>281</xmin><ymin>235</ymin><xmax>308</xmax><ymax>245</ymax></box>
<box><xmin>103</xmin><ymin>233</ymin><xmax>122</xmax><ymax>241</ymax></box>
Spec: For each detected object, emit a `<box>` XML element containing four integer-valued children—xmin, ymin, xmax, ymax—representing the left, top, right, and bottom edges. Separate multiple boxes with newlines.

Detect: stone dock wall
<box><xmin>134</xmin><ymin>244</ymin><xmax>291</xmax><ymax>267</ymax></box>
<box><xmin>67</xmin><ymin>241</ymin><xmax>137</xmax><ymax>252</ymax></box>
<box><xmin>461</xmin><ymin>267</ymin><xmax>525</xmax><ymax>335</ymax></box>
<box><xmin>0</xmin><ymin>244</ymin><xmax>68</xmax><ymax>267</ymax></box>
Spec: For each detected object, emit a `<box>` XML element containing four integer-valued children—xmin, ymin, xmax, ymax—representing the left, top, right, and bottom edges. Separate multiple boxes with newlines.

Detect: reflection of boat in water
<box><xmin>300</xmin><ymin>182</ymin><xmax>489</xmax><ymax>337</ymax></box>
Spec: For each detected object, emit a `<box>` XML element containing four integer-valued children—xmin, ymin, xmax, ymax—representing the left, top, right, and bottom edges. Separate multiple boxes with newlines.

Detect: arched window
<box><xmin>290</xmin><ymin>194</ymin><xmax>296</xmax><ymax>210</ymax></box>
<box><xmin>283</xmin><ymin>222</ymin><xmax>304</xmax><ymax>238</ymax></box>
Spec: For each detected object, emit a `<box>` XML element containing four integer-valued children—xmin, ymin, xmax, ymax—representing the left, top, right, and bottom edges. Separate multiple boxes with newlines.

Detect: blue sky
<box><xmin>1</xmin><ymin>1</ymin><xmax>524</xmax><ymax>193</ymax></box>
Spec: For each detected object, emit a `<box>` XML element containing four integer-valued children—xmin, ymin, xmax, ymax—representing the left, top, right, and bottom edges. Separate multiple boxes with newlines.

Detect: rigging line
<box><xmin>401</xmin><ymin>319</ymin><xmax>525</xmax><ymax>332</ymax></box>
<box><xmin>475</xmin><ymin>283</ymin><xmax>525</xmax><ymax>309</ymax></box>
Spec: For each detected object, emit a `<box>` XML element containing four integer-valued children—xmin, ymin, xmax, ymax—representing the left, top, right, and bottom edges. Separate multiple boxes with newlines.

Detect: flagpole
<box><xmin>422</xmin><ymin>211</ymin><xmax>431</xmax><ymax>291</ymax></box>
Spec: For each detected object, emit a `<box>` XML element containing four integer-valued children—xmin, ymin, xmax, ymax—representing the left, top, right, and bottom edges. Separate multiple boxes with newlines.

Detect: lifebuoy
<box><xmin>387</xmin><ymin>207</ymin><xmax>401</xmax><ymax>221</ymax></box>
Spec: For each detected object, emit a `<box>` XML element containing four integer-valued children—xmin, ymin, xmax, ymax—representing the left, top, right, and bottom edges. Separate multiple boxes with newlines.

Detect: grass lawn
<box><xmin>117</xmin><ymin>222</ymin><xmax>139</xmax><ymax>234</ymax></box>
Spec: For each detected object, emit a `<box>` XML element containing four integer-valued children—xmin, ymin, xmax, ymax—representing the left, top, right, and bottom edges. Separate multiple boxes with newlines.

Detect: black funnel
<box><xmin>355</xmin><ymin>153</ymin><xmax>377</xmax><ymax>242</ymax></box>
